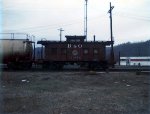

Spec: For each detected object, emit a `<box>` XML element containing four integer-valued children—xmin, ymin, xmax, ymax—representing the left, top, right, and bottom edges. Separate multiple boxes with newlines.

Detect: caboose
<box><xmin>37</xmin><ymin>35</ymin><xmax>114</xmax><ymax>70</ymax></box>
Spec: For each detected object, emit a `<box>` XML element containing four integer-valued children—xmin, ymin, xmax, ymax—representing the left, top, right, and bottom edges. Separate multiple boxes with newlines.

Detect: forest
<box><xmin>114</xmin><ymin>40</ymin><xmax>150</xmax><ymax>58</ymax></box>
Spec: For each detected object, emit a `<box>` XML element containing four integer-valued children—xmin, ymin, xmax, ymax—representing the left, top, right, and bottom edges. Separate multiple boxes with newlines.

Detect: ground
<box><xmin>0</xmin><ymin>71</ymin><xmax>150</xmax><ymax>114</ymax></box>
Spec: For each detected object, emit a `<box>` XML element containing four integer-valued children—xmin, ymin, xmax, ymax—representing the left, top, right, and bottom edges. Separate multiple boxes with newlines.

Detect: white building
<box><xmin>120</xmin><ymin>57</ymin><xmax>150</xmax><ymax>66</ymax></box>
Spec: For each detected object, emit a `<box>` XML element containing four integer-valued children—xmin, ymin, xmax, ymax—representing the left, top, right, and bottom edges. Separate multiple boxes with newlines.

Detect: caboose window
<box><xmin>61</xmin><ymin>48</ymin><xmax>67</xmax><ymax>55</ymax></box>
<box><xmin>83</xmin><ymin>49</ymin><xmax>89</xmax><ymax>54</ymax></box>
<box><xmin>51</xmin><ymin>48</ymin><xmax>57</xmax><ymax>55</ymax></box>
<box><xmin>70</xmin><ymin>39</ymin><xmax>75</xmax><ymax>42</ymax></box>
<box><xmin>76</xmin><ymin>39</ymin><xmax>80</xmax><ymax>42</ymax></box>
<box><xmin>93</xmin><ymin>49</ymin><xmax>98</xmax><ymax>55</ymax></box>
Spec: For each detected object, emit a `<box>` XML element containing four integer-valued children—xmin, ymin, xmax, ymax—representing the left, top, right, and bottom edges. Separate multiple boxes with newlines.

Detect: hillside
<box><xmin>114</xmin><ymin>40</ymin><xmax>150</xmax><ymax>58</ymax></box>
<box><xmin>35</xmin><ymin>40</ymin><xmax>150</xmax><ymax>60</ymax></box>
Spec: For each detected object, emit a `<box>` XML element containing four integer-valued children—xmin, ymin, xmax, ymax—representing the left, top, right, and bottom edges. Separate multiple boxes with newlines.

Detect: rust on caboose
<box><xmin>37</xmin><ymin>35</ymin><xmax>113</xmax><ymax>69</ymax></box>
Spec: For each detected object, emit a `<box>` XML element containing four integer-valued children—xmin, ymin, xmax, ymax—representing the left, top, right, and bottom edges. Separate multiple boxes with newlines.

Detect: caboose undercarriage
<box><xmin>42</xmin><ymin>60</ymin><xmax>109</xmax><ymax>70</ymax></box>
<box><xmin>7</xmin><ymin>61</ymin><xmax>32</xmax><ymax>70</ymax></box>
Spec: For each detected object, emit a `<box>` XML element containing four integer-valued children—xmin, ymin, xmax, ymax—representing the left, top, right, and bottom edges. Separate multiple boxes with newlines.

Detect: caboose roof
<box><xmin>65</xmin><ymin>35</ymin><xmax>85</xmax><ymax>39</ymax></box>
<box><xmin>37</xmin><ymin>40</ymin><xmax>113</xmax><ymax>46</ymax></box>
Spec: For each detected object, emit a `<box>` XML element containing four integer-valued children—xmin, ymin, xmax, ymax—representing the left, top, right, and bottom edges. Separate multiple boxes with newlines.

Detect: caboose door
<box><xmin>67</xmin><ymin>44</ymin><xmax>82</xmax><ymax>61</ymax></box>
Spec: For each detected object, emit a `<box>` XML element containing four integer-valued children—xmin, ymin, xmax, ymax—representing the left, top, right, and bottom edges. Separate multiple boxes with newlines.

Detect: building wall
<box><xmin>120</xmin><ymin>57</ymin><xmax>150</xmax><ymax>66</ymax></box>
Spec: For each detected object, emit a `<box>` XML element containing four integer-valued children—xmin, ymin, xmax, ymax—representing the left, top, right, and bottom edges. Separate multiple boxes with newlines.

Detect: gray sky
<box><xmin>2</xmin><ymin>0</ymin><xmax>150</xmax><ymax>44</ymax></box>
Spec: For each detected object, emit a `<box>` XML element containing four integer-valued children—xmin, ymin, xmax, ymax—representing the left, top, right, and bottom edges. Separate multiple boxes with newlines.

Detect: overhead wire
<box><xmin>9</xmin><ymin>14</ymin><xmax>107</xmax><ymax>32</ymax></box>
<box><xmin>114</xmin><ymin>11</ymin><xmax>150</xmax><ymax>22</ymax></box>
<box><xmin>4</xmin><ymin>9</ymin><xmax>150</xmax><ymax>33</ymax></box>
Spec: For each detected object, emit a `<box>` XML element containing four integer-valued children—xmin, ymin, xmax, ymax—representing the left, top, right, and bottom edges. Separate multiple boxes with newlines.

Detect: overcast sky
<box><xmin>1</xmin><ymin>0</ymin><xmax>150</xmax><ymax>44</ymax></box>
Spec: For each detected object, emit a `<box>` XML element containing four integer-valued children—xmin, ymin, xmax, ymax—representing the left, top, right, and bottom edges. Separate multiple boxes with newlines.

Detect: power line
<box><xmin>114</xmin><ymin>13</ymin><xmax>150</xmax><ymax>22</ymax></box>
<box><xmin>9</xmin><ymin>16</ymin><xmax>84</xmax><ymax>31</ymax></box>
<box><xmin>6</xmin><ymin>14</ymin><xmax>106</xmax><ymax>32</ymax></box>
<box><xmin>114</xmin><ymin>11</ymin><xmax>150</xmax><ymax>21</ymax></box>
<box><xmin>117</xmin><ymin>8</ymin><xmax>150</xmax><ymax>16</ymax></box>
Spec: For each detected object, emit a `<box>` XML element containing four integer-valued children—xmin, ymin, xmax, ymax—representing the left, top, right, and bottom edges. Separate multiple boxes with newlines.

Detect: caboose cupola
<box><xmin>65</xmin><ymin>35</ymin><xmax>85</xmax><ymax>43</ymax></box>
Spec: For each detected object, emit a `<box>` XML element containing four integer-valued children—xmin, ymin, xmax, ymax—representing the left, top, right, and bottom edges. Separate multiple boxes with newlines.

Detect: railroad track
<box><xmin>1</xmin><ymin>66</ymin><xmax>150</xmax><ymax>72</ymax></box>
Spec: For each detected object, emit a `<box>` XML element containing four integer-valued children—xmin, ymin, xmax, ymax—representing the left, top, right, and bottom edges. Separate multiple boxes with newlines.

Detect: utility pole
<box><xmin>119</xmin><ymin>51</ymin><xmax>120</xmax><ymax>66</ymax></box>
<box><xmin>58</xmin><ymin>28</ymin><xmax>64</xmax><ymax>41</ymax></box>
<box><xmin>84</xmin><ymin>0</ymin><xmax>88</xmax><ymax>41</ymax></box>
<box><xmin>108</xmin><ymin>2</ymin><xmax>115</xmax><ymax>67</ymax></box>
<box><xmin>32</xmin><ymin>35</ymin><xmax>35</xmax><ymax>61</ymax></box>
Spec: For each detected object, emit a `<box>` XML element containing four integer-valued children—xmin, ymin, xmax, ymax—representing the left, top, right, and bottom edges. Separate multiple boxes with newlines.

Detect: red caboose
<box><xmin>37</xmin><ymin>35</ymin><xmax>113</xmax><ymax>69</ymax></box>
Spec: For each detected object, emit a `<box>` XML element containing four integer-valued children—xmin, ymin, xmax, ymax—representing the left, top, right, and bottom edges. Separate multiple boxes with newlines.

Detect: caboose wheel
<box><xmin>23</xmin><ymin>62</ymin><xmax>32</xmax><ymax>70</ymax></box>
<box><xmin>7</xmin><ymin>63</ymin><xmax>14</xmax><ymax>69</ymax></box>
<box><xmin>88</xmin><ymin>63</ymin><xmax>95</xmax><ymax>70</ymax></box>
<box><xmin>56</xmin><ymin>64</ymin><xmax>63</xmax><ymax>70</ymax></box>
<box><xmin>42</xmin><ymin>63</ymin><xmax>50</xmax><ymax>69</ymax></box>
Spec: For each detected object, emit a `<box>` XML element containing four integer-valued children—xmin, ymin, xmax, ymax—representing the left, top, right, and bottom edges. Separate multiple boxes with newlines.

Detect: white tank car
<box><xmin>0</xmin><ymin>39</ymin><xmax>32</xmax><ymax>56</ymax></box>
<box><xmin>0</xmin><ymin>39</ymin><xmax>33</xmax><ymax>69</ymax></box>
